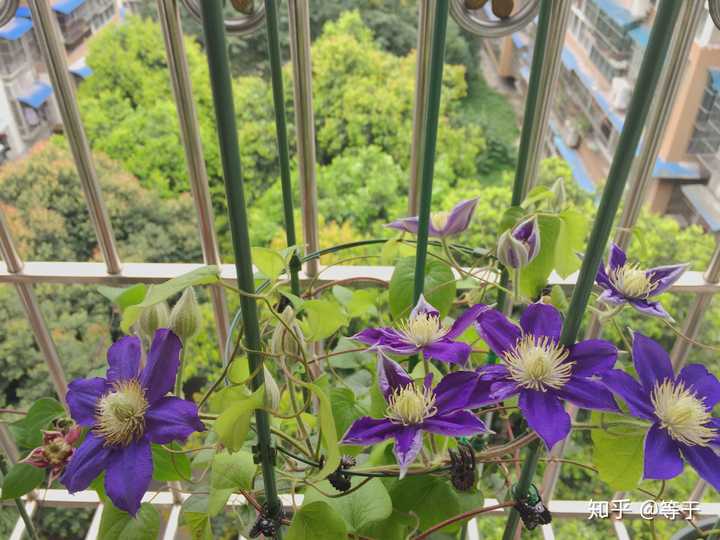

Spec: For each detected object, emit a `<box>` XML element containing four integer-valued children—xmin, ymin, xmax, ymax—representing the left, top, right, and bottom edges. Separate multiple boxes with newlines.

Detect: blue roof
<box><xmin>16</xmin><ymin>6</ymin><xmax>31</xmax><ymax>18</ymax></box>
<box><xmin>653</xmin><ymin>158</ymin><xmax>703</xmax><ymax>180</ymax></box>
<box><xmin>0</xmin><ymin>17</ymin><xmax>32</xmax><ymax>41</ymax></box>
<box><xmin>710</xmin><ymin>69</ymin><xmax>720</xmax><ymax>92</ymax></box>
<box><xmin>17</xmin><ymin>81</ymin><xmax>53</xmax><ymax>109</ymax></box>
<box><xmin>681</xmin><ymin>184</ymin><xmax>720</xmax><ymax>232</ymax></box>
<box><xmin>52</xmin><ymin>0</ymin><xmax>85</xmax><ymax>15</ymax></box>
<box><xmin>628</xmin><ymin>25</ymin><xmax>650</xmax><ymax>49</ymax></box>
<box><xmin>550</xmin><ymin>129</ymin><xmax>596</xmax><ymax>194</ymax></box>
<box><xmin>70</xmin><ymin>64</ymin><xmax>92</xmax><ymax>78</ymax></box>
<box><xmin>594</xmin><ymin>0</ymin><xmax>637</xmax><ymax>29</ymax></box>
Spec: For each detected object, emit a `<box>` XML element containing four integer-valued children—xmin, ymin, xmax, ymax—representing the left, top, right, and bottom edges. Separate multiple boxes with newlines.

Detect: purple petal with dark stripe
<box><xmin>555</xmin><ymin>377</ymin><xmax>619</xmax><ymax>412</ymax></box>
<box><xmin>411</xmin><ymin>294</ymin><xmax>440</xmax><ymax>319</ymax></box>
<box><xmin>60</xmin><ymin>433</ymin><xmax>111</xmax><ymax>493</ymax></box>
<box><xmin>442</xmin><ymin>198</ymin><xmax>478</xmax><ymax>237</ymax></box>
<box><xmin>105</xmin><ymin>438</ymin><xmax>152</xmax><ymax>516</ymax></box>
<box><xmin>106</xmin><ymin>336</ymin><xmax>141</xmax><ymax>382</ymax></box>
<box><xmin>628</xmin><ymin>298</ymin><xmax>671</xmax><ymax>319</ymax></box>
<box><xmin>139</xmin><ymin>329</ymin><xmax>181</xmax><ymax>404</ymax></box>
<box><xmin>632</xmin><ymin>332</ymin><xmax>674</xmax><ymax>393</ymax></box>
<box><xmin>385</xmin><ymin>216</ymin><xmax>421</xmax><ymax>235</ymax></box>
<box><xmin>647</xmin><ymin>263</ymin><xmax>688</xmax><ymax>296</ymax></box>
<box><xmin>445</xmin><ymin>304</ymin><xmax>489</xmax><ymax>339</ymax></box>
<box><xmin>342</xmin><ymin>416</ymin><xmax>401</xmax><ymax>445</ymax></box>
<box><xmin>518</xmin><ymin>389</ymin><xmax>570</xmax><ymax>449</ymax></box>
<box><xmin>145</xmin><ymin>396</ymin><xmax>206</xmax><ymax>444</ymax></box>
<box><xmin>596</xmin><ymin>263</ymin><xmax>613</xmax><ymax>289</ymax></box>
<box><xmin>423</xmin><ymin>340</ymin><xmax>471</xmax><ymax>366</ymax></box>
<box><xmin>677</xmin><ymin>364</ymin><xmax>720</xmax><ymax>410</ymax></box>
<box><xmin>376</xmin><ymin>353</ymin><xmax>413</xmax><ymax>399</ymax></box>
<box><xmin>393</xmin><ymin>427</ymin><xmax>424</xmax><ymax>477</ymax></box>
<box><xmin>519</xmin><ymin>303</ymin><xmax>562</xmax><ymax>342</ymax></box>
<box><xmin>66</xmin><ymin>377</ymin><xmax>109</xmax><ymax>427</ymax></box>
<box><xmin>682</xmin><ymin>444</ymin><xmax>720</xmax><ymax>492</ymax></box>
<box><xmin>601</xmin><ymin>369</ymin><xmax>655</xmax><ymax>420</ymax></box>
<box><xmin>598</xmin><ymin>288</ymin><xmax>626</xmax><ymax>306</ymax></box>
<box><xmin>474</xmin><ymin>308</ymin><xmax>521</xmax><ymax>357</ymax></box>
<box><xmin>644</xmin><ymin>424</ymin><xmax>683</xmax><ymax>480</ymax></box>
<box><xmin>434</xmin><ymin>371</ymin><xmax>491</xmax><ymax>413</ymax></box>
<box><xmin>608</xmin><ymin>244</ymin><xmax>627</xmax><ymax>270</ymax></box>
<box><xmin>568</xmin><ymin>339</ymin><xmax>618</xmax><ymax>377</ymax></box>
<box><xmin>422</xmin><ymin>411</ymin><xmax>487</xmax><ymax>437</ymax></box>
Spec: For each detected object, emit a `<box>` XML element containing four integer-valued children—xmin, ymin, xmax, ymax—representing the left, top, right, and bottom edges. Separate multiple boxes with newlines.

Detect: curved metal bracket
<box><xmin>450</xmin><ymin>0</ymin><xmax>541</xmax><ymax>38</ymax></box>
<box><xmin>0</xmin><ymin>0</ymin><xmax>19</xmax><ymax>27</ymax></box>
<box><xmin>709</xmin><ymin>0</ymin><xmax>720</xmax><ymax>31</ymax></box>
<box><xmin>179</xmin><ymin>0</ymin><xmax>266</xmax><ymax>35</ymax></box>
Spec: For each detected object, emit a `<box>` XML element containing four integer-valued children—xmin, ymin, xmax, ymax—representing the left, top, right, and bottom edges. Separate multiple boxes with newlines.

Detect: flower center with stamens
<box><xmin>503</xmin><ymin>335</ymin><xmax>573</xmax><ymax>391</ymax></box>
<box><xmin>96</xmin><ymin>380</ymin><xmax>148</xmax><ymax>447</ymax></box>
<box><xmin>609</xmin><ymin>264</ymin><xmax>657</xmax><ymax>298</ymax></box>
<box><xmin>397</xmin><ymin>312</ymin><xmax>448</xmax><ymax>346</ymax></box>
<box><xmin>386</xmin><ymin>384</ymin><xmax>437</xmax><ymax>425</ymax></box>
<box><xmin>430</xmin><ymin>211</ymin><xmax>450</xmax><ymax>231</ymax></box>
<box><xmin>651</xmin><ymin>379</ymin><xmax>716</xmax><ymax>446</ymax></box>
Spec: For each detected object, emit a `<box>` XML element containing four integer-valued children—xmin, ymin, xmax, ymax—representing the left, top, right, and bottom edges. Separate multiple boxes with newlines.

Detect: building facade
<box><xmin>483</xmin><ymin>0</ymin><xmax>720</xmax><ymax>235</ymax></box>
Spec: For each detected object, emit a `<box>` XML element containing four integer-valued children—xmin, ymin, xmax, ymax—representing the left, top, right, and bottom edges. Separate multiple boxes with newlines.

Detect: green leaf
<box><xmin>294</xmin><ymin>381</ymin><xmax>340</xmax><ymax>481</ymax></box>
<box><xmin>9</xmin><ymin>397</ymin><xmax>65</xmax><ymax>449</ymax></box>
<box><xmin>519</xmin><ymin>215</ymin><xmax>562</xmax><ymax>299</ymax></box>
<box><xmin>181</xmin><ymin>494</ymin><xmax>212</xmax><ymax>540</ymax></box>
<box><xmin>498</xmin><ymin>205</ymin><xmax>525</xmax><ymax>234</ymax></box>
<box><xmin>388</xmin><ymin>256</ymin><xmax>456</xmax><ymax>319</ymax></box>
<box><xmin>389</xmin><ymin>475</ymin><xmax>462</xmax><ymax>532</ymax></box>
<box><xmin>591</xmin><ymin>412</ymin><xmax>645</xmax><ymax>491</ymax></box>
<box><xmin>304</xmin><ymin>478</ymin><xmax>392</xmax><ymax>532</ymax></box>
<box><xmin>301</xmin><ymin>299</ymin><xmax>348</xmax><ymax>341</ymax></box>
<box><xmin>211</xmin><ymin>450</ymin><xmax>255</xmax><ymax>491</ymax></box>
<box><xmin>121</xmin><ymin>266</ymin><xmax>220</xmax><ymax>332</ymax></box>
<box><xmin>252</xmin><ymin>247</ymin><xmax>286</xmax><ymax>281</ymax></box>
<box><xmin>286</xmin><ymin>501</ymin><xmax>348</xmax><ymax>540</ymax></box>
<box><xmin>0</xmin><ymin>463</ymin><xmax>44</xmax><ymax>499</ymax></box>
<box><xmin>207</xmin><ymin>487</ymin><xmax>233</xmax><ymax>517</ymax></box>
<box><xmin>151</xmin><ymin>443</ymin><xmax>191</xmax><ymax>482</ymax></box>
<box><xmin>333</xmin><ymin>285</ymin><xmax>379</xmax><ymax>318</ymax></box>
<box><xmin>214</xmin><ymin>388</ymin><xmax>264</xmax><ymax>452</ymax></box>
<box><xmin>549</xmin><ymin>284</ymin><xmax>568</xmax><ymax>311</ymax></box>
<box><xmin>98</xmin><ymin>502</ymin><xmax>161</xmax><ymax>540</ymax></box>
<box><xmin>330</xmin><ymin>387</ymin><xmax>366</xmax><ymax>454</ymax></box>
<box><xmin>555</xmin><ymin>209</ymin><xmax>589</xmax><ymax>277</ymax></box>
<box><xmin>360</xmin><ymin>510</ymin><xmax>415</xmax><ymax>540</ymax></box>
<box><xmin>328</xmin><ymin>337</ymin><xmax>372</xmax><ymax>370</ymax></box>
<box><xmin>97</xmin><ymin>283</ymin><xmax>148</xmax><ymax>310</ymax></box>
<box><xmin>521</xmin><ymin>186</ymin><xmax>554</xmax><ymax>209</ymax></box>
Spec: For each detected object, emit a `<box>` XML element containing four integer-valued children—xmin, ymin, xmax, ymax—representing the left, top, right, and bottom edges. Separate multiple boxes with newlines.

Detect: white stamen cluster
<box><xmin>95</xmin><ymin>380</ymin><xmax>148</xmax><ymax>447</ymax></box>
<box><xmin>398</xmin><ymin>312</ymin><xmax>448</xmax><ymax>346</ymax></box>
<box><xmin>504</xmin><ymin>335</ymin><xmax>573</xmax><ymax>391</ymax></box>
<box><xmin>609</xmin><ymin>263</ymin><xmax>657</xmax><ymax>299</ymax></box>
<box><xmin>386</xmin><ymin>384</ymin><xmax>437</xmax><ymax>425</ymax></box>
<box><xmin>430</xmin><ymin>211</ymin><xmax>450</xmax><ymax>231</ymax></box>
<box><xmin>651</xmin><ymin>379</ymin><xmax>717</xmax><ymax>447</ymax></box>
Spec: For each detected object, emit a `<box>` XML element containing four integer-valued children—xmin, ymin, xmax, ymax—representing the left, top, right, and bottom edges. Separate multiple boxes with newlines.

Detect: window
<box><xmin>0</xmin><ymin>39</ymin><xmax>26</xmax><ymax>77</ymax></box>
<box><xmin>688</xmin><ymin>73</ymin><xmax>720</xmax><ymax>156</ymax></box>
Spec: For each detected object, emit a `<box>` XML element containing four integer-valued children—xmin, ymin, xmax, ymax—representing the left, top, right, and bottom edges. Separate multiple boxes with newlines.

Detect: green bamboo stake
<box><xmin>198</xmin><ymin>1</ymin><xmax>283</xmax><ymax>533</ymax></box>
<box><xmin>502</xmin><ymin>1</ymin><xmax>683</xmax><ymax>538</ymax></box>
<box><xmin>265</xmin><ymin>0</ymin><xmax>300</xmax><ymax>297</ymax></box>
<box><xmin>412</xmin><ymin>0</ymin><xmax>449</xmax><ymax>304</ymax></box>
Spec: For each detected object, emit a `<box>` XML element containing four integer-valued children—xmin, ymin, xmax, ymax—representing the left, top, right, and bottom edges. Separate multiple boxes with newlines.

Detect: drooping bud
<box><xmin>550</xmin><ymin>177</ymin><xmax>566</xmax><ymax>211</ymax></box>
<box><xmin>496</xmin><ymin>217</ymin><xmax>540</xmax><ymax>269</ymax></box>
<box><xmin>262</xmin><ymin>366</ymin><xmax>280</xmax><ymax>412</ymax></box>
<box><xmin>138</xmin><ymin>294</ymin><xmax>170</xmax><ymax>342</ymax></box>
<box><xmin>169</xmin><ymin>287</ymin><xmax>201</xmax><ymax>341</ymax></box>
<box><xmin>270</xmin><ymin>306</ymin><xmax>304</xmax><ymax>358</ymax></box>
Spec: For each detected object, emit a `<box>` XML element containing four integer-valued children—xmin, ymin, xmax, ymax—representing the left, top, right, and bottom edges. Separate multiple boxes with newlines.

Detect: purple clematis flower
<box><xmin>385</xmin><ymin>198</ymin><xmax>478</xmax><ymax>238</ymax></box>
<box><xmin>60</xmin><ymin>329</ymin><xmax>205</xmax><ymax>515</ymax></box>
<box><xmin>465</xmin><ymin>303</ymin><xmax>619</xmax><ymax>449</ymax></box>
<box><xmin>602</xmin><ymin>333</ymin><xmax>720</xmax><ymax>491</ymax></box>
<box><xmin>342</xmin><ymin>353</ymin><xmax>488</xmax><ymax>476</ymax></box>
<box><xmin>354</xmin><ymin>295</ymin><xmax>487</xmax><ymax>366</ymax></box>
<box><xmin>596</xmin><ymin>243</ymin><xmax>688</xmax><ymax>319</ymax></box>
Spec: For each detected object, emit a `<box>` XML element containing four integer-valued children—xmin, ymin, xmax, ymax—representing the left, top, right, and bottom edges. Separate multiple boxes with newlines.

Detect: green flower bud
<box><xmin>169</xmin><ymin>287</ymin><xmax>201</xmax><ymax>341</ymax></box>
<box><xmin>270</xmin><ymin>306</ymin><xmax>305</xmax><ymax>358</ymax></box>
<box><xmin>551</xmin><ymin>177</ymin><xmax>566</xmax><ymax>211</ymax></box>
<box><xmin>138</xmin><ymin>296</ymin><xmax>170</xmax><ymax>342</ymax></box>
<box><xmin>262</xmin><ymin>366</ymin><xmax>280</xmax><ymax>412</ymax></box>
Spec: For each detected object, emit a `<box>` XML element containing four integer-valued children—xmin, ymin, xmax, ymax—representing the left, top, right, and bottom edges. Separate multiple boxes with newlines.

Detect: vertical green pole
<box><xmin>495</xmin><ymin>0</ymin><xmax>553</xmax><ymax>311</ymax></box>
<box><xmin>502</xmin><ymin>1</ymin><xmax>682</xmax><ymax>538</ymax></box>
<box><xmin>413</xmin><ymin>0</ymin><xmax>449</xmax><ymax>304</ymax></box>
<box><xmin>265</xmin><ymin>0</ymin><xmax>300</xmax><ymax>296</ymax></box>
<box><xmin>199</xmin><ymin>1</ymin><xmax>283</xmax><ymax>533</ymax></box>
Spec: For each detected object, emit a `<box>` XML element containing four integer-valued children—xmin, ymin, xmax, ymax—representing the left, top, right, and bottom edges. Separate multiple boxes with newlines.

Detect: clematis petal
<box><xmin>677</xmin><ymin>364</ymin><xmax>720</xmax><ymax>410</ymax></box>
<box><xmin>385</xmin><ymin>216</ymin><xmax>420</xmax><ymax>235</ymax></box>
<box><xmin>445</xmin><ymin>304</ymin><xmax>489</xmax><ymax>339</ymax></box>
<box><xmin>66</xmin><ymin>377</ymin><xmax>110</xmax><ymax>427</ymax></box>
<box><xmin>568</xmin><ymin>340</ymin><xmax>618</xmax><ymax>377</ymax></box>
<box><xmin>598</xmin><ymin>288</ymin><xmax>626</xmax><ymax>306</ymax></box>
<box><xmin>601</xmin><ymin>369</ymin><xmax>655</xmax><ymax>420</ymax></box>
<box><xmin>489</xmin><ymin>380</ymin><xmax>521</xmax><ymax>402</ymax></box>
<box><xmin>555</xmin><ymin>377</ymin><xmax>619</xmax><ymax>412</ymax></box>
<box><xmin>393</xmin><ymin>427</ymin><xmax>424</xmax><ymax>478</ymax></box>
<box><xmin>434</xmin><ymin>371</ymin><xmax>493</xmax><ymax>413</ymax></box>
<box><xmin>105</xmin><ymin>438</ymin><xmax>152</xmax><ymax>516</ymax></box>
<box><xmin>647</xmin><ymin>263</ymin><xmax>689</xmax><ymax>296</ymax></box>
<box><xmin>710</xmin><ymin>418</ymin><xmax>720</xmax><ymax>445</ymax></box>
<box><xmin>106</xmin><ymin>336</ymin><xmax>141</xmax><ymax>382</ymax></box>
<box><xmin>682</xmin><ymin>444</ymin><xmax>720</xmax><ymax>492</ymax></box>
<box><xmin>422</xmin><ymin>411</ymin><xmax>487</xmax><ymax>437</ymax></box>
<box><xmin>596</xmin><ymin>263</ymin><xmax>613</xmax><ymax>289</ymax></box>
<box><xmin>628</xmin><ymin>298</ymin><xmax>672</xmax><ymax>319</ymax></box>
<box><xmin>410</xmin><ymin>294</ymin><xmax>440</xmax><ymax>318</ymax></box>
<box><xmin>353</xmin><ymin>327</ymin><xmax>394</xmax><ymax>347</ymax></box>
<box><xmin>139</xmin><ymin>329</ymin><xmax>182</xmax><ymax>404</ymax></box>
<box><xmin>442</xmin><ymin>198</ymin><xmax>478</xmax><ymax>236</ymax></box>
<box><xmin>341</xmin><ymin>416</ymin><xmax>400</xmax><ymax>445</ymax></box>
<box><xmin>354</xmin><ymin>328</ymin><xmax>417</xmax><ymax>355</ymax></box>
<box><xmin>474</xmin><ymin>308</ymin><xmax>521</xmax><ymax>357</ymax></box>
<box><xmin>60</xmin><ymin>433</ymin><xmax>111</xmax><ymax>493</ymax></box>
<box><xmin>643</xmin><ymin>424</ymin><xmax>683</xmax><ymax>480</ymax></box>
<box><xmin>518</xmin><ymin>390</ymin><xmax>570</xmax><ymax>450</ymax></box>
<box><xmin>608</xmin><ymin>244</ymin><xmax>627</xmax><ymax>270</ymax></box>
<box><xmin>632</xmin><ymin>333</ymin><xmax>674</xmax><ymax>393</ymax></box>
<box><xmin>423</xmin><ymin>340</ymin><xmax>471</xmax><ymax>366</ymax></box>
<box><xmin>145</xmin><ymin>396</ymin><xmax>206</xmax><ymax>444</ymax></box>
<box><xmin>519</xmin><ymin>303</ymin><xmax>563</xmax><ymax>342</ymax></box>
<box><xmin>376</xmin><ymin>352</ymin><xmax>413</xmax><ymax>399</ymax></box>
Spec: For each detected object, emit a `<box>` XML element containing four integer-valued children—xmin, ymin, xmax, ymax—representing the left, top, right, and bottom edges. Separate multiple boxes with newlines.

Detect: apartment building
<box><xmin>0</xmin><ymin>0</ymin><xmax>116</xmax><ymax>163</ymax></box>
<box><xmin>483</xmin><ymin>0</ymin><xmax>720</xmax><ymax>234</ymax></box>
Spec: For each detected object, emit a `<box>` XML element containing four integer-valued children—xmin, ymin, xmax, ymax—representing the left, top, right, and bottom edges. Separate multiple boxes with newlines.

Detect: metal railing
<box><xmin>1</xmin><ymin>0</ymin><xmax>719</xmax><ymax>538</ymax></box>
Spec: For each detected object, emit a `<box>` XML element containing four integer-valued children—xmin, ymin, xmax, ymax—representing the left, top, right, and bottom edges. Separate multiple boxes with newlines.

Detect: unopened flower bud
<box><xmin>21</xmin><ymin>425</ymin><xmax>81</xmax><ymax>482</ymax></box>
<box><xmin>496</xmin><ymin>217</ymin><xmax>540</xmax><ymax>269</ymax></box>
<box><xmin>270</xmin><ymin>306</ymin><xmax>304</xmax><ymax>358</ymax></box>
<box><xmin>551</xmin><ymin>177</ymin><xmax>566</xmax><ymax>210</ymax></box>
<box><xmin>262</xmin><ymin>366</ymin><xmax>280</xmax><ymax>412</ymax></box>
<box><xmin>138</xmin><ymin>296</ymin><xmax>170</xmax><ymax>342</ymax></box>
<box><xmin>169</xmin><ymin>287</ymin><xmax>201</xmax><ymax>341</ymax></box>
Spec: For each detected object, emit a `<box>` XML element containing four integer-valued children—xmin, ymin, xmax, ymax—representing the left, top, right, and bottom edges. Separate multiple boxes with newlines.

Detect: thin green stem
<box><xmin>0</xmin><ymin>458</ymin><xmax>39</xmax><ymax>540</ymax></box>
<box><xmin>174</xmin><ymin>348</ymin><xmax>185</xmax><ymax>397</ymax></box>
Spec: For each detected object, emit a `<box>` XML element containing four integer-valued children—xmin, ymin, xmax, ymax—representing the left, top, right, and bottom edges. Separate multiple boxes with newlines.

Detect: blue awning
<box><xmin>0</xmin><ymin>17</ymin><xmax>32</xmax><ymax>41</ymax></box>
<box><xmin>681</xmin><ymin>184</ymin><xmax>720</xmax><ymax>232</ymax></box>
<box><xmin>16</xmin><ymin>6</ymin><xmax>31</xmax><ymax>18</ymax></box>
<box><xmin>593</xmin><ymin>0</ymin><xmax>637</xmax><ymax>29</ymax></box>
<box><xmin>70</xmin><ymin>59</ymin><xmax>92</xmax><ymax>79</ymax></box>
<box><xmin>17</xmin><ymin>81</ymin><xmax>53</xmax><ymax>109</ymax></box>
<box><xmin>629</xmin><ymin>25</ymin><xmax>650</xmax><ymax>49</ymax></box>
<box><xmin>710</xmin><ymin>69</ymin><xmax>720</xmax><ymax>93</ymax></box>
<box><xmin>52</xmin><ymin>0</ymin><xmax>86</xmax><ymax>15</ymax></box>
<box><xmin>653</xmin><ymin>159</ymin><xmax>703</xmax><ymax>180</ymax></box>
